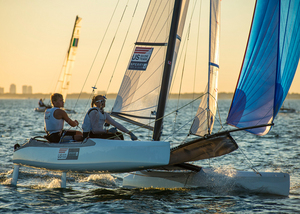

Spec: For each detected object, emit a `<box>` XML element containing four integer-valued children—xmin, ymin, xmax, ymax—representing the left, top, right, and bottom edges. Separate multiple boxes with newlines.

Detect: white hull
<box><xmin>13</xmin><ymin>138</ymin><xmax>170</xmax><ymax>173</ymax></box>
<box><xmin>123</xmin><ymin>168</ymin><xmax>290</xmax><ymax>196</ymax></box>
<box><xmin>34</xmin><ymin>106</ymin><xmax>50</xmax><ymax>112</ymax></box>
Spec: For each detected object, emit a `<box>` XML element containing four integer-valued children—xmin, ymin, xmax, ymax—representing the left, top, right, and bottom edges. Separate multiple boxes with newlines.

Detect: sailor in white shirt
<box><xmin>82</xmin><ymin>95</ymin><xmax>138</xmax><ymax>140</ymax></box>
<box><xmin>44</xmin><ymin>93</ymin><xmax>83</xmax><ymax>142</ymax></box>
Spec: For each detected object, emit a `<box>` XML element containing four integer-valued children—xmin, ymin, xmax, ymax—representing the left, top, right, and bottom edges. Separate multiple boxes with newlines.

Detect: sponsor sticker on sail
<box><xmin>128</xmin><ymin>47</ymin><xmax>153</xmax><ymax>70</ymax></box>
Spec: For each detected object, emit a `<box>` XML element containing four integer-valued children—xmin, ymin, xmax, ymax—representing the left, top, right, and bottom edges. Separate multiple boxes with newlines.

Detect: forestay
<box><xmin>55</xmin><ymin>16</ymin><xmax>82</xmax><ymax>100</ymax></box>
<box><xmin>190</xmin><ymin>0</ymin><xmax>220</xmax><ymax>136</ymax></box>
<box><xmin>227</xmin><ymin>0</ymin><xmax>300</xmax><ymax>136</ymax></box>
<box><xmin>111</xmin><ymin>0</ymin><xmax>189</xmax><ymax>130</ymax></box>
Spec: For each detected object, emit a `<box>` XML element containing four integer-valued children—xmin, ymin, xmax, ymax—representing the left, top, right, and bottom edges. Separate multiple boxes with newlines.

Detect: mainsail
<box><xmin>55</xmin><ymin>16</ymin><xmax>82</xmax><ymax>100</ymax></box>
<box><xmin>227</xmin><ymin>0</ymin><xmax>300</xmax><ymax>136</ymax></box>
<box><xmin>190</xmin><ymin>0</ymin><xmax>220</xmax><ymax>137</ymax></box>
<box><xmin>111</xmin><ymin>0</ymin><xmax>189</xmax><ymax>131</ymax></box>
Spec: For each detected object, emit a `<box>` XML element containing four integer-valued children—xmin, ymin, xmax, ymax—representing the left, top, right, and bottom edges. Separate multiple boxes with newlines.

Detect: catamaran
<box><xmin>13</xmin><ymin>0</ymin><xmax>299</xmax><ymax>197</ymax></box>
<box><xmin>112</xmin><ymin>0</ymin><xmax>298</xmax><ymax>196</ymax></box>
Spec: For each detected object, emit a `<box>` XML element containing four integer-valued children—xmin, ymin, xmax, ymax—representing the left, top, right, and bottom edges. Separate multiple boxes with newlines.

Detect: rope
<box><xmin>127</xmin><ymin>94</ymin><xmax>206</xmax><ymax>141</ymax></box>
<box><xmin>172</xmin><ymin>24</ymin><xmax>190</xmax><ymax>137</ymax></box>
<box><xmin>106</xmin><ymin>0</ymin><xmax>140</xmax><ymax>94</ymax></box>
<box><xmin>93</xmin><ymin>1</ymin><xmax>129</xmax><ymax>90</ymax></box>
<box><xmin>171</xmin><ymin>0</ymin><xmax>199</xmax><ymax>136</ymax></box>
<box><xmin>237</xmin><ymin>145</ymin><xmax>262</xmax><ymax>176</ymax></box>
<box><xmin>193</xmin><ymin>0</ymin><xmax>203</xmax><ymax>114</ymax></box>
<box><xmin>72</xmin><ymin>0</ymin><xmax>121</xmax><ymax>111</ymax></box>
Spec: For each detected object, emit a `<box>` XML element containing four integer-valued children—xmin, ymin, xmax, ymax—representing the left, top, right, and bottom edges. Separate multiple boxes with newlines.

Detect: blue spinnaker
<box><xmin>227</xmin><ymin>0</ymin><xmax>300</xmax><ymax>136</ymax></box>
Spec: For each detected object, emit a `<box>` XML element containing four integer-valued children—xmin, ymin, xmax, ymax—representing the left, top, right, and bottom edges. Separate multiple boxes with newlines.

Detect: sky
<box><xmin>1</xmin><ymin>0</ymin><xmax>299</xmax><ymax>95</ymax></box>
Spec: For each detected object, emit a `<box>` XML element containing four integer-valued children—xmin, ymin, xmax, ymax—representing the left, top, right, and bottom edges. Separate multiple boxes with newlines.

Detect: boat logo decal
<box><xmin>128</xmin><ymin>47</ymin><xmax>153</xmax><ymax>71</ymax></box>
<box><xmin>58</xmin><ymin>148</ymin><xmax>80</xmax><ymax>160</ymax></box>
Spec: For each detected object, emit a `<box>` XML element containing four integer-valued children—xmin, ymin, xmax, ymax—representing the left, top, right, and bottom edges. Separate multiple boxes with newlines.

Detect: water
<box><xmin>1</xmin><ymin>98</ymin><xmax>300</xmax><ymax>213</ymax></box>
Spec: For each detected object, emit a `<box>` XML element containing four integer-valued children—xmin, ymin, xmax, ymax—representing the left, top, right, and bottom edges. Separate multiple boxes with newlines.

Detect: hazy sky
<box><xmin>1</xmin><ymin>0</ymin><xmax>299</xmax><ymax>95</ymax></box>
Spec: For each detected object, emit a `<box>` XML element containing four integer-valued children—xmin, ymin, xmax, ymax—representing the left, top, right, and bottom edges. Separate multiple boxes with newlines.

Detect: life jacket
<box><xmin>39</xmin><ymin>100</ymin><xmax>44</xmax><ymax>106</ymax></box>
<box><xmin>82</xmin><ymin>107</ymin><xmax>106</xmax><ymax>133</ymax></box>
<box><xmin>44</xmin><ymin>107</ymin><xmax>64</xmax><ymax>134</ymax></box>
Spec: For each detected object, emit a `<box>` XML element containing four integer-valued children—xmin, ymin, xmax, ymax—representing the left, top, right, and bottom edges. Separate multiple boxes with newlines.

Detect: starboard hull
<box><xmin>13</xmin><ymin>138</ymin><xmax>170</xmax><ymax>173</ymax></box>
<box><xmin>122</xmin><ymin>168</ymin><xmax>290</xmax><ymax>196</ymax></box>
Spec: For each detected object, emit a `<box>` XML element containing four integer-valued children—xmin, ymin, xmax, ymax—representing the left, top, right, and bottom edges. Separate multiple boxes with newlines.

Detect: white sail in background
<box><xmin>55</xmin><ymin>16</ymin><xmax>82</xmax><ymax>100</ymax></box>
<box><xmin>112</xmin><ymin>0</ymin><xmax>189</xmax><ymax>129</ymax></box>
<box><xmin>190</xmin><ymin>0</ymin><xmax>220</xmax><ymax>136</ymax></box>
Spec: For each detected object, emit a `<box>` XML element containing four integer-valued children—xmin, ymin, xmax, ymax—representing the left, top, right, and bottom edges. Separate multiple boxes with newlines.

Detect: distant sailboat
<box><xmin>35</xmin><ymin>16</ymin><xmax>82</xmax><ymax>112</ymax></box>
<box><xmin>13</xmin><ymin>0</ymin><xmax>299</xmax><ymax>196</ymax></box>
<box><xmin>280</xmin><ymin>102</ymin><xmax>296</xmax><ymax>113</ymax></box>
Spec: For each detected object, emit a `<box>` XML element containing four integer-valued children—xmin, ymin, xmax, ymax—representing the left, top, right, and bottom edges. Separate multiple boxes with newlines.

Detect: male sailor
<box><xmin>44</xmin><ymin>93</ymin><xmax>82</xmax><ymax>143</ymax></box>
<box><xmin>38</xmin><ymin>99</ymin><xmax>45</xmax><ymax>107</ymax></box>
<box><xmin>82</xmin><ymin>95</ymin><xmax>138</xmax><ymax>140</ymax></box>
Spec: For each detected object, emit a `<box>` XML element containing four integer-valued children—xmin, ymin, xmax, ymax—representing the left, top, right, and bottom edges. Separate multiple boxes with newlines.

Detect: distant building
<box><xmin>10</xmin><ymin>84</ymin><xmax>16</xmax><ymax>94</ymax></box>
<box><xmin>22</xmin><ymin>85</ymin><xmax>28</xmax><ymax>94</ymax></box>
<box><xmin>27</xmin><ymin>86</ymin><xmax>32</xmax><ymax>94</ymax></box>
<box><xmin>0</xmin><ymin>87</ymin><xmax>4</xmax><ymax>94</ymax></box>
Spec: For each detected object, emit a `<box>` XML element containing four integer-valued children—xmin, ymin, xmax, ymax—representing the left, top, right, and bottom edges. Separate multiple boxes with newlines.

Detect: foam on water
<box><xmin>0</xmin><ymin>99</ymin><xmax>300</xmax><ymax>213</ymax></box>
<box><xmin>78</xmin><ymin>174</ymin><xmax>117</xmax><ymax>186</ymax></box>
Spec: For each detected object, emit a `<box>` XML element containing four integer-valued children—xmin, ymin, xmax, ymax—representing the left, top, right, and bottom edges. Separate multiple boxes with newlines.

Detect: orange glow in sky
<box><xmin>1</xmin><ymin>0</ymin><xmax>299</xmax><ymax>94</ymax></box>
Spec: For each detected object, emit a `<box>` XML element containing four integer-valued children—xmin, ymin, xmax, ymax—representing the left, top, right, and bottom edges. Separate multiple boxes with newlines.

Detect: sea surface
<box><xmin>0</xmin><ymin>98</ymin><xmax>300</xmax><ymax>213</ymax></box>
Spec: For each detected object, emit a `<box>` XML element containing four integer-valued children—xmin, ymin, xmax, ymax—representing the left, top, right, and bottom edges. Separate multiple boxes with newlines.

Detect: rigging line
<box><xmin>237</xmin><ymin>144</ymin><xmax>261</xmax><ymax>176</ymax></box>
<box><xmin>165</xmin><ymin>113</ymin><xmax>194</xmax><ymax>142</ymax></box>
<box><xmin>106</xmin><ymin>0</ymin><xmax>140</xmax><ymax>94</ymax></box>
<box><xmin>51</xmin><ymin>53</ymin><xmax>68</xmax><ymax>95</ymax></box>
<box><xmin>93</xmin><ymin>1</ymin><xmax>129</xmax><ymax>90</ymax></box>
<box><xmin>193</xmin><ymin>0</ymin><xmax>202</xmax><ymax>117</ymax></box>
<box><xmin>172</xmin><ymin>23</ymin><xmax>191</xmax><ymax>135</ymax></box>
<box><xmin>159</xmin><ymin>93</ymin><xmax>205</xmax><ymax>124</ymax></box>
<box><xmin>122</xmin><ymin>93</ymin><xmax>206</xmax><ymax>137</ymax></box>
<box><xmin>169</xmin><ymin>0</ymin><xmax>198</xmax><ymax>94</ymax></box>
<box><xmin>274</xmin><ymin>132</ymin><xmax>284</xmax><ymax>169</ymax></box>
<box><xmin>82</xmin><ymin>90</ymin><xmax>98</xmax><ymax>120</ymax></box>
<box><xmin>228</xmin><ymin>128</ymin><xmax>262</xmax><ymax>175</ymax></box>
<box><xmin>177</xmin><ymin>23</ymin><xmax>190</xmax><ymax>104</ymax></box>
<box><xmin>170</xmin><ymin>0</ymin><xmax>198</xmax><ymax>90</ymax></box>
<box><xmin>72</xmin><ymin>0</ymin><xmax>121</xmax><ymax>110</ymax></box>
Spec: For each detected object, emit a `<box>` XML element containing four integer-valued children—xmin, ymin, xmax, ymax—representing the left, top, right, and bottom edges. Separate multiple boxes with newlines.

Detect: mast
<box><xmin>206</xmin><ymin>1</ymin><xmax>212</xmax><ymax>135</ymax></box>
<box><xmin>152</xmin><ymin>0</ymin><xmax>183</xmax><ymax>141</ymax></box>
<box><xmin>190</xmin><ymin>0</ymin><xmax>220</xmax><ymax>137</ymax></box>
<box><xmin>56</xmin><ymin>15</ymin><xmax>82</xmax><ymax>100</ymax></box>
<box><xmin>67</xmin><ymin>16</ymin><xmax>79</xmax><ymax>57</ymax></box>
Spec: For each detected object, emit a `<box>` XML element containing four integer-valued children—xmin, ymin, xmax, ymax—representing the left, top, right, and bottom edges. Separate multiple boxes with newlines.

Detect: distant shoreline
<box><xmin>1</xmin><ymin>92</ymin><xmax>300</xmax><ymax>99</ymax></box>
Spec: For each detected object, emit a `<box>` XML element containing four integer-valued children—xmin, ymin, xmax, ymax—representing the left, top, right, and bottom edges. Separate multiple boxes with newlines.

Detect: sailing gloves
<box><xmin>129</xmin><ymin>132</ymin><xmax>138</xmax><ymax>141</ymax></box>
<box><xmin>109</xmin><ymin>127</ymin><xmax>138</xmax><ymax>141</ymax></box>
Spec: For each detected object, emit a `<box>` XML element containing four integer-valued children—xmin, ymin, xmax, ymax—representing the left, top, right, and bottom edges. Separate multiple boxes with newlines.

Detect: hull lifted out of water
<box><xmin>123</xmin><ymin>169</ymin><xmax>290</xmax><ymax>196</ymax></box>
<box><xmin>11</xmin><ymin>138</ymin><xmax>170</xmax><ymax>187</ymax></box>
<box><xmin>13</xmin><ymin>138</ymin><xmax>170</xmax><ymax>173</ymax></box>
<box><xmin>13</xmin><ymin>0</ymin><xmax>299</xmax><ymax>197</ymax></box>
